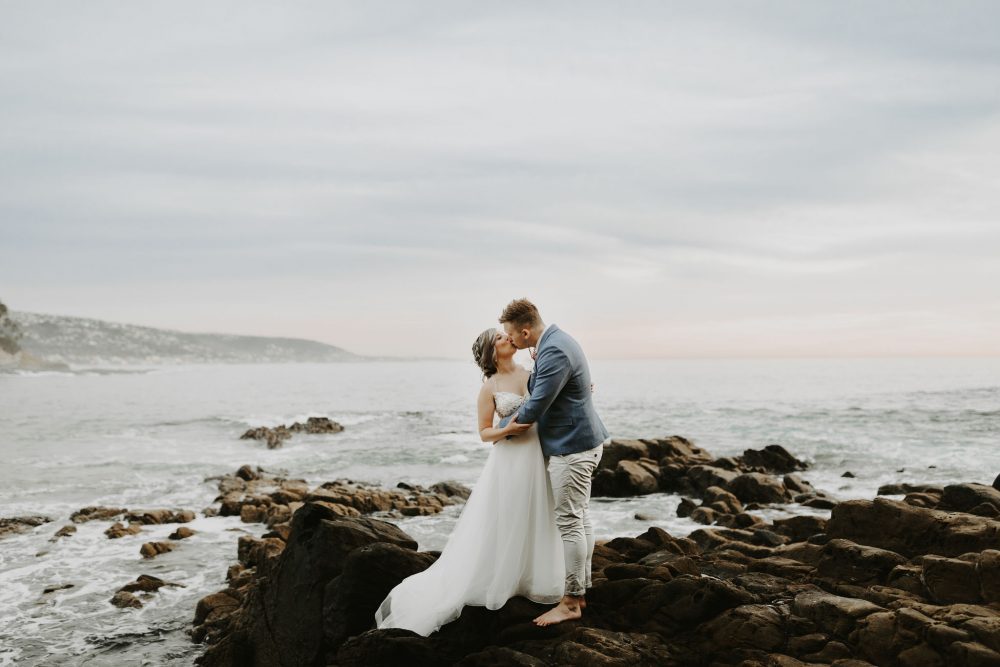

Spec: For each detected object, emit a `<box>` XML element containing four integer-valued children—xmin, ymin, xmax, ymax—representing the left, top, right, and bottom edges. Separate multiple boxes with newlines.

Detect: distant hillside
<box><xmin>11</xmin><ymin>312</ymin><xmax>361</xmax><ymax>366</ymax></box>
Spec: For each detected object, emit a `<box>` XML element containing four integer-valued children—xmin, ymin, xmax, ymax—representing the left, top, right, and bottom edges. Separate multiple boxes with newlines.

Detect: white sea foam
<box><xmin>2</xmin><ymin>358</ymin><xmax>998</xmax><ymax>662</ymax></box>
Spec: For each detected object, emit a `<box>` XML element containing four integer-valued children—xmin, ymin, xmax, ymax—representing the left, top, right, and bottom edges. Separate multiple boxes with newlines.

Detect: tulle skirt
<box><xmin>374</xmin><ymin>425</ymin><xmax>565</xmax><ymax>636</ymax></box>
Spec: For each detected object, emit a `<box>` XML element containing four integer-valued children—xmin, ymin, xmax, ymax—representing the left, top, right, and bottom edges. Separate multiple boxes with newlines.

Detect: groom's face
<box><xmin>502</xmin><ymin>322</ymin><xmax>531</xmax><ymax>350</ymax></box>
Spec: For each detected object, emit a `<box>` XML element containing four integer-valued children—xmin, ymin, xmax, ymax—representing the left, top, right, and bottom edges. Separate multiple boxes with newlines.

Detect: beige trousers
<box><xmin>545</xmin><ymin>441</ymin><xmax>604</xmax><ymax>597</ymax></box>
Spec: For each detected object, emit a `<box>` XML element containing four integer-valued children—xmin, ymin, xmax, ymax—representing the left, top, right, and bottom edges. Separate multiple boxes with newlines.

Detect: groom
<box><xmin>497</xmin><ymin>298</ymin><xmax>609</xmax><ymax>626</ymax></box>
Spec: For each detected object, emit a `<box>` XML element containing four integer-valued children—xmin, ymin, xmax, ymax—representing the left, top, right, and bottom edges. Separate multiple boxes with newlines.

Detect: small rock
<box><xmin>42</xmin><ymin>583</ymin><xmax>74</xmax><ymax>594</ymax></box>
<box><xmin>118</xmin><ymin>574</ymin><xmax>184</xmax><ymax>594</ymax></box>
<box><xmin>634</xmin><ymin>512</ymin><xmax>657</xmax><ymax>521</ymax></box>
<box><xmin>728</xmin><ymin>472</ymin><xmax>789</xmax><ymax>504</ymax></box>
<box><xmin>169</xmin><ymin>526</ymin><xmax>196</xmax><ymax>540</ymax></box>
<box><xmin>236</xmin><ymin>464</ymin><xmax>260</xmax><ymax>481</ymax></box>
<box><xmin>429</xmin><ymin>481</ymin><xmax>472</xmax><ymax>500</ymax></box>
<box><xmin>802</xmin><ymin>497</ymin><xmax>838</xmax><ymax>510</ymax></box>
<box><xmin>105</xmin><ymin>521</ymin><xmax>143</xmax><ymax>539</ymax></box>
<box><xmin>50</xmin><ymin>524</ymin><xmax>77</xmax><ymax>541</ymax></box>
<box><xmin>139</xmin><ymin>541</ymin><xmax>176</xmax><ymax>559</ymax></box>
<box><xmin>677</xmin><ymin>498</ymin><xmax>697</xmax><ymax>518</ymax></box>
<box><xmin>70</xmin><ymin>506</ymin><xmax>127</xmax><ymax>523</ymax></box>
<box><xmin>0</xmin><ymin>515</ymin><xmax>53</xmax><ymax>539</ymax></box>
<box><xmin>110</xmin><ymin>591</ymin><xmax>142</xmax><ymax>608</ymax></box>
<box><xmin>842</xmin><ymin>471</ymin><xmax>856</xmax><ymax>478</ymax></box>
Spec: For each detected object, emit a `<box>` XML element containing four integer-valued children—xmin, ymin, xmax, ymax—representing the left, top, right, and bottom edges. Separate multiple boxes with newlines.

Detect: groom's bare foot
<box><xmin>533</xmin><ymin>596</ymin><xmax>584</xmax><ymax>626</ymax></box>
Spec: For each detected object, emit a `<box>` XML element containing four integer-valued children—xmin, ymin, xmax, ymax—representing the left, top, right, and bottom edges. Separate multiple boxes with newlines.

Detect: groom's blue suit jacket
<box><xmin>499</xmin><ymin>324</ymin><xmax>609</xmax><ymax>457</ymax></box>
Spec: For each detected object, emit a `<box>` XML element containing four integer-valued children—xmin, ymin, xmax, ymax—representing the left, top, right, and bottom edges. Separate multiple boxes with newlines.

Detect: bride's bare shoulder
<box><xmin>478</xmin><ymin>377</ymin><xmax>495</xmax><ymax>398</ymax></box>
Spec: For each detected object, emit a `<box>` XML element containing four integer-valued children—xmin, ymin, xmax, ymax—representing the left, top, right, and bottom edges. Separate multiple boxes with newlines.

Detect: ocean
<box><xmin>1</xmin><ymin>357</ymin><xmax>998</xmax><ymax>665</ymax></box>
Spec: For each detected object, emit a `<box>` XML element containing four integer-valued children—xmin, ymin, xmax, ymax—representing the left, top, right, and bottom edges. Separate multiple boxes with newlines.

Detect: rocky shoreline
<box><xmin>182</xmin><ymin>437</ymin><xmax>1000</xmax><ymax>667</ymax></box>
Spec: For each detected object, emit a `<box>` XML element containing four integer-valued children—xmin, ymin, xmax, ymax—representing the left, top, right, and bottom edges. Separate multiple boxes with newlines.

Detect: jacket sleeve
<box><xmin>514</xmin><ymin>346</ymin><xmax>571</xmax><ymax>425</ymax></box>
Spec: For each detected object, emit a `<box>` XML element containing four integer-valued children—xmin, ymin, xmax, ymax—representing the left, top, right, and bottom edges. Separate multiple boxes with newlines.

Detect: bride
<box><xmin>374</xmin><ymin>328</ymin><xmax>565</xmax><ymax>636</ymax></box>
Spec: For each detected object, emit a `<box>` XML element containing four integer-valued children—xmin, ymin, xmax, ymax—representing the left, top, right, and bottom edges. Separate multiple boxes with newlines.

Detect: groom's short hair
<box><xmin>499</xmin><ymin>298</ymin><xmax>541</xmax><ymax>329</ymax></box>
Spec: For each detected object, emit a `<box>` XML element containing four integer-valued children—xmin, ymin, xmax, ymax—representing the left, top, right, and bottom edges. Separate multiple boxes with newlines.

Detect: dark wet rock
<box><xmin>0</xmin><ymin>514</ymin><xmax>52</xmax><ymax>538</ymax></box>
<box><xmin>842</xmin><ymin>471</ymin><xmax>856</xmax><ymax>478</ymax></box>
<box><xmin>324</xmin><ymin>542</ymin><xmax>439</xmax><ymax>648</ymax></box>
<box><xmin>240</xmin><ymin>417</ymin><xmax>344</xmax><ymax>448</ymax></box>
<box><xmin>877</xmin><ymin>482</ymin><xmax>942</xmax><ymax>496</ymax></box>
<box><xmin>703</xmin><ymin>486</ymin><xmax>743</xmax><ymax>514</ymax></box>
<box><xmin>43</xmin><ymin>583</ymin><xmax>74</xmax><ymax>594</ymax></box>
<box><xmin>209</xmin><ymin>465</ymin><xmax>464</xmax><ymax>531</ymax></box>
<box><xmin>594</xmin><ymin>459</ymin><xmax>660</xmax><ymax>497</ymax></box>
<box><xmin>187</xmin><ymin>444</ymin><xmax>1000</xmax><ymax>667</ymax></box>
<box><xmin>126</xmin><ymin>508</ymin><xmax>196</xmax><ymax>525</ymax></box>
<box><xmin>104</xmin><ymin>521</ymin><xmax>143</xmax><ymax>539</ymax></box>
<box><xmin>240</xmin><ymin>425</ymin><xmax>288</xmax><ymax>448</ymax></box>
<box><xmin>291</xmin><ymin>416</ymin><xmax>345</xmax><ymax>434</ymax></box>
<box><xmin>70</xmin><ymin>506</ymin><xmax>127</xmax><ymax>523</ymax></box>
<box><xmin>815</xmin><ymin>539</ymin><xmax>907</xmax><ymax>586</ymax></box>
<box><xmin>939</xmin><ymin>483</ymin><xmax>1000</xmax><ymax>515</ymax></box>
<box><xmin>792</xmin><ymin>590</ymin><xmax>882</xmax><ymax>639</ymax></box>
<box><xmin>676</xmin><ymin>497</ymin><xmax>697</xmax><ymax>518</ymax></box>
<box><xmin>828</xmin><ymin>498</ymin><xmax>1000</xmax><ymax>558</ymax></box>
<box><xmin>690</xmin><ymin>506</ymin><xmax>719</xmax><ymax>525</ymax></box>
<box><xmin>194</xmin><ymin>590</ymin><xmax>242</xmax><ymax>627</ymax></box>
<box><xmin>695</xmin><ymin>603</ymin><xmax>787</xmax><ymax>653</ymax></box>
<box><xmin>118</xmin><ymin>574</ymin><xmax>185</xmax><ymax>594</ymax></box>
<box><xmin>235</xmin><ymin>464</ymin><xmax>259</xmax><ymax>481</ymax></box>
<box><xmin>737</xmin><ymin>444</ymin><xmax>808</xmax><ymax>473</ymax></box>
<box><xmin>169</xmin><ymin>526</ymin><xmax>196</xmax><ymax>540</ymax></box>
<box><xmin>430</xmin><ymin>480</ymin><xmax>472</xmax><ymax>500</ymax></box>
<box><xmin>921</xmin><ymin>555</ymin><xmax>982</xmax><ymax>604</ymax></box>
<box><xmin>801</xmin><ymin>497</ymin><xmax>838</xmax><ymax>510</ymax></box>
<box><xmin>728</xmin><ymin>472</ymin><xmax>790</xmax><ymax>505</ymax></box>
<box><xmin>783</xmin><ymin>474</ymin><xmax>818</xmax><ymax>496</ymax></box>
<box><xmin>773</xmin><ymin>515</ymin><xmax>828</xmax><ymax>542</ymax></box>
<box><xmin>110</xmin><ymin>590</ymin><xmax>143</xmax><ymax>608</ymax></box>
<box><xmin>50</xmin><ymin>524</ymin><xmax>77</xmax><ymax>541</ymax></box>
<box><xmin>195</xmin><ymin>503</ymin><xmax>418</xmax><ymax>666</ymax></box>
<box><xmin>139</xmin><ymin>541</ymin><xmax>176</xmax><ymax>558</ymax></box>
<box><xmin>686</xmin><ymin>465</ymin><xmax>740</xmax><ymax>493</ymax></box>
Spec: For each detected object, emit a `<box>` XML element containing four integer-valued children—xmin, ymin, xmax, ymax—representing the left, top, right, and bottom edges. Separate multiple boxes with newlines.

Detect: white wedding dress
<box><xmin>374</xmin><ymin>389</ymin><xmax>565</xmax><ymax>636</ymax></box>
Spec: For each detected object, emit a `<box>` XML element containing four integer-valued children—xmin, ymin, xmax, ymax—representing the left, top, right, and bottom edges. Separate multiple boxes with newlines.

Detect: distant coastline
<box><xmin>6</xmin><ymin>311</ymin><xmax>365</xmax><ymax>369</ymax></box>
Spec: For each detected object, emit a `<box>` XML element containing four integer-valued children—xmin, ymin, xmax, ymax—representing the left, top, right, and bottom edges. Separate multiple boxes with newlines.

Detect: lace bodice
<box><xmin>494</xmin><ymin>391</ymin><xmax>528</xmax><ymax>419</ymax></box>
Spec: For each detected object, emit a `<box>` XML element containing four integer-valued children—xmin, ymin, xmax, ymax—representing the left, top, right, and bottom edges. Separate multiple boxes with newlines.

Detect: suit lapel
<box><xmin>529</xmin><ymin>324</ymin><xmax>558</xmax><ymax>392</ymax></box>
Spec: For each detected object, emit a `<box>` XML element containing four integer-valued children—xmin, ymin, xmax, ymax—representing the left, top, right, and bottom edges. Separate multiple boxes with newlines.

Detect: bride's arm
<box><xmin>477</xmin><ymin>382</ymin><xmax>529</xmax><ymax>444</ymax></box>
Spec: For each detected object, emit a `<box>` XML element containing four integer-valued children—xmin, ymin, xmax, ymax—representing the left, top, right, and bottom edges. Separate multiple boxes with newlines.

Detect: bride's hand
<box><xmin>505</xmin><ymin>419</ymin><xmax>532</xmax><ymax>436</ymax></box>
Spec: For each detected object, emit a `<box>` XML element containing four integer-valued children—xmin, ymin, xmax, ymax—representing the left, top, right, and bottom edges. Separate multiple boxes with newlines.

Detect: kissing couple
<box><xmin>375</xmin><ymin>298</ymin><xmax>610</xmax><ymax>636</ymax></box>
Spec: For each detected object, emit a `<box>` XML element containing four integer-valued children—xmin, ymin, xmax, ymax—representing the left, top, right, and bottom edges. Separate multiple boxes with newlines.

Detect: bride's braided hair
<box><xmin>472</xmin><ymin>328</ymin><xmax>499</xmax><ymax>379</ymax></box>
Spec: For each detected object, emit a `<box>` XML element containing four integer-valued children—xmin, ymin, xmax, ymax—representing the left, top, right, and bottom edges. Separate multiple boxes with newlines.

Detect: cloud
<box><xmin>1</xmin><ymin>1</ymin><xmax>998</xmax><ymax>357</ymax></box>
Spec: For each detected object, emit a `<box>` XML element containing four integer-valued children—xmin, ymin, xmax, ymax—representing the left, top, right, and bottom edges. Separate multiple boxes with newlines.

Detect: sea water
<box><xmin>1</xmin><ymin>358</ymin><xmax>998</xmax><ymax>665</ymax></box>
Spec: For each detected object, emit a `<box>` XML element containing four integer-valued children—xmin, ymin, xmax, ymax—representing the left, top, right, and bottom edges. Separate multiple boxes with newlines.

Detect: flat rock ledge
<box><xmin>201</xmin><ymin>464</ymin><xmax>472</xmax><ymax>533</ymax></box>
<box><xmin>189</xmin><ymin>439</ymin><xmax>1000</xmax><ymax>667</ymax></box>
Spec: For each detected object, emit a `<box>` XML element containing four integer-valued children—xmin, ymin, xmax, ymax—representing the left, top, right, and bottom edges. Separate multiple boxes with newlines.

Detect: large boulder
<box><xmin>939</xmin><ymin>483</ymin><xmax>1000</xmax><ymax>516</ymax></box>
<box><xmin>323</xmin><ymin>542</ymin><xmax>438</xmax><ymax>648</ymax></box>
<box><xmin>728</xmin><ymin>473</ymin><xmax>790</xmax><ymax>505</ymax></box>
<box><xmin>815</xmin><ymin>539</ymin><xmax>907</xmax><ymax>586</ymax></box>
<box><xmin>828</xmin><ymin>498</ymin><xmax>1000</xmax><ymax>558</ymax></box>
<box><xmin>792</xmin><ymin>590</ymin><xmax>882</xmax><ymax>639</ymax></box>
<box><xmin>614</xmin><ymin>460</ymin><xmax>660</xmax><ymax>496</ymax></box>
<box><xmin>738</xmin><ymin>444</ymin><xmax>808</xmax><ymax>473</ymax></box>
<box><xmin>922</xmin><ymin>555</ymin><xmax>982</xmax><ymax>604</ymax></box>
<box><xmin>196</xmin><ymin>503</ymin><xmax>418</xmax><ymax>666</ymax></box>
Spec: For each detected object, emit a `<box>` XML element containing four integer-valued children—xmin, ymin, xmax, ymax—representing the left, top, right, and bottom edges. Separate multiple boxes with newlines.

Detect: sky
<box><xmin>2</xmin><ymin>1</ymin><xmax>999</xmax><ymax>359</ymax></box>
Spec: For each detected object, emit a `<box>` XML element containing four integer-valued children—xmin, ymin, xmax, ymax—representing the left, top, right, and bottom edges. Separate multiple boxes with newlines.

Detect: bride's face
<box><xmin>493</xmin><ymin>330</ymin><xmax>515</xmax><ymax>358</ymax></box>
